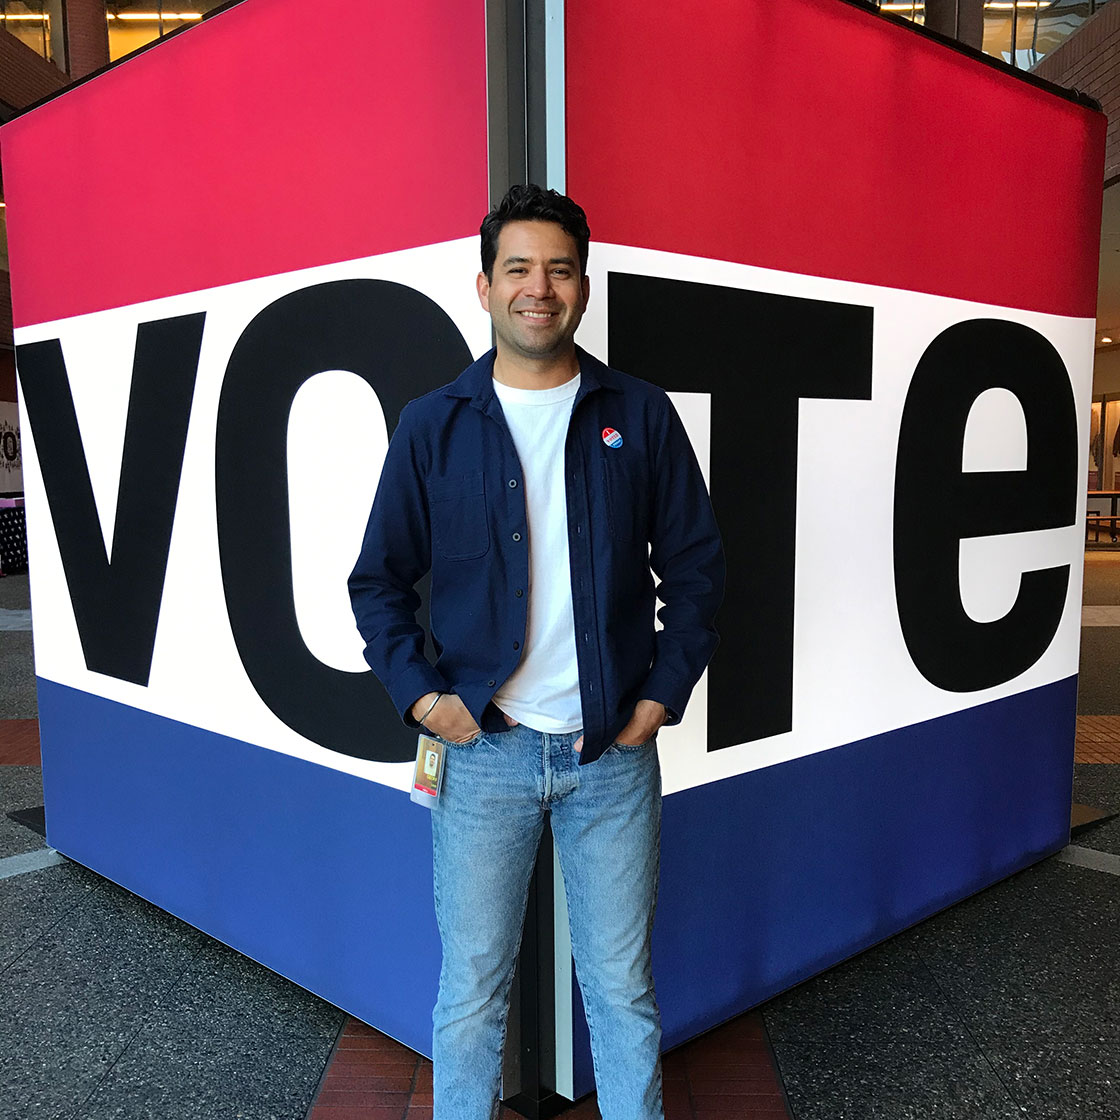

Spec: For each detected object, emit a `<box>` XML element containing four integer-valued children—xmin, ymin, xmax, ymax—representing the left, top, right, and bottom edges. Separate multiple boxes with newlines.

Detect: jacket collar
<box><xmin>444</xmin><ymin>346</ymin><xmax>624</xmax><ymax>413</ymax></box>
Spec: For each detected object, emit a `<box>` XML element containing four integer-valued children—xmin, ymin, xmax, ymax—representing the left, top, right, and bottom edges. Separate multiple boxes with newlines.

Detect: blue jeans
<box><xmin>430</xmin><ymin>723</ymin><xmax>664</xmax><ymax>1120</ymax></box>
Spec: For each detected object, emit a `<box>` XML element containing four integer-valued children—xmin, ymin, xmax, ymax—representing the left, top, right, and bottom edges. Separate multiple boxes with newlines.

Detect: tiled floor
<box><xmin>0</xmin><ymin>717</ymin><xmax>40</xmax><ymax>764</ymax></box>
<box><xmin>1074</xmin><ymin>714</ymin><xmax>1120</xmax><ymax>762</ymax></box>
<box><xmin>0</xmin><ymin>766</ymin><xmax>344</xmax><ymax>1120</ymax></box>
<box><xmin>306</xmin><ymin>1014</ymin><xmax>791</xmax><ymax>1120</ymax></box>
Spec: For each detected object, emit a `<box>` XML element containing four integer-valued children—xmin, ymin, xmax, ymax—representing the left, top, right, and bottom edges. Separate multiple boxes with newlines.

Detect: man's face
<box><xmin>477</xmin><ymin>220</ymin><xmax>590</xmax><ymax>363</ymax></box>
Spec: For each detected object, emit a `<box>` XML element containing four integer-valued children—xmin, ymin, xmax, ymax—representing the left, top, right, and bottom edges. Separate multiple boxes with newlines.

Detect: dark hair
<box><xmin>480</xmin><ymin>184</ymin><xmax>591</xmax><ymax>280</ymax></box>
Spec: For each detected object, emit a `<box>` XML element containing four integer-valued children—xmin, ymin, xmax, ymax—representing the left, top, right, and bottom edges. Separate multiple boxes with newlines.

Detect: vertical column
<box><xmin>64</xmin><ymin>0</ymin><xmax>110</xmax><ymax>80</ymax></box>
<box><xmin>485</xmin><ymin>0</ymin><xmax>565</xmax><ymax>196</ymax></box>
<box><xmin>485</xmin><ymin>3</ymin><xmax>576</xmax><ymax>1110</ymax></box>
<box><xmin>924</xmin><ymin>0</ymin><xmax>985</xmax><ymax>51</ymax></box>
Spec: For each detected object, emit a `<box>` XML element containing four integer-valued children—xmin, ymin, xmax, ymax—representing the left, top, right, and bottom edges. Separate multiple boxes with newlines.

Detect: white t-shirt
<box><xmin>491</xmin><ymin>374</ymin><xmax>583</xmax><ymax>733</ymax></box>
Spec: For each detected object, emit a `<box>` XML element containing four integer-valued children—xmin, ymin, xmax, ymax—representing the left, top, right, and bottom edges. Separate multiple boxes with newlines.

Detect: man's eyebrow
<box><xmin>499</xmin><ymin>255</ymin><xmax>577</xmax><ymax>267</ymax></box>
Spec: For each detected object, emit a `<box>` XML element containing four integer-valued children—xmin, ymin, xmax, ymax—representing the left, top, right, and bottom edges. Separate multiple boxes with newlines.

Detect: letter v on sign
<box><xmin>16</xmin><ymin>314</ymin><xmax>206</xmax><ymax>686</ymax></box>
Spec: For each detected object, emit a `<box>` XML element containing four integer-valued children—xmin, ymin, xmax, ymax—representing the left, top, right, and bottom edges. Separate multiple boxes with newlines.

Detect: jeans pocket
<box><xmin>442</xmin><ymin>729</ymin><xmax>484</xmax><ymax>747</ymax></box>
<box><xmin>610</xmin><ymin>734</ymin><xmax>657</xmax><ymax>753</ymax></box>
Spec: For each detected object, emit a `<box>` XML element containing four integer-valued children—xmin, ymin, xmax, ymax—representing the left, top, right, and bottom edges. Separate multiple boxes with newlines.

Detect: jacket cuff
<box><xmin>389</xmin><ymin>665</ymin><xmax>452</xmax><ymax>727</ymax></box>
<box><xmin>639</xmin><ymin>667</ymin><xmax>692</xmax><ymax>726</ymax></box>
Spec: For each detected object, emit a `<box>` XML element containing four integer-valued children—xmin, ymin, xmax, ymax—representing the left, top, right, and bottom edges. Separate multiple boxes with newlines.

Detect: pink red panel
<box><xmin>566</xmin><ymin>0</ymin><xmax>1104</xmax><ymax>318</ymax></box>
<box><xmin>0</xmin><ymin>0</ymin><xmax>488</xmax><ymax>327</ymax></box>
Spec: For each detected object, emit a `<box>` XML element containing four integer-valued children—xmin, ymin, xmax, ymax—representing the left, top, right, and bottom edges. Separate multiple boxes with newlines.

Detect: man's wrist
<box><xmin>411</xmin><ymin>691</ymin><xmax>442</xmax><ymax>723</ymax></box>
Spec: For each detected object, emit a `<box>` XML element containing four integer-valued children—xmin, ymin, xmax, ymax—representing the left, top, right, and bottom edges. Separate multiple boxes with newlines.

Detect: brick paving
<box><xmin>1075</xmin><ymin>714</ymin><xmax>1120</xmax><ymax>762</ymax></box>
<box><xmin>305</xmin><ymin>1013</ymin><xmax>791</xmax><ymax>1120</ymax></box>
<box><xmin>0</xmin><ymin>717</ymin><xmax>40</xmax><ymax>765</ymax></box>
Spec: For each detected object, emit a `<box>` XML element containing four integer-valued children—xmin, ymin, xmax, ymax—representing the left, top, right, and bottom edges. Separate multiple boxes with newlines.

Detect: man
<box><xmin>349</xmin><ymin>185</ymin><xmax>723</xmax><ymax>1120</ymax></box>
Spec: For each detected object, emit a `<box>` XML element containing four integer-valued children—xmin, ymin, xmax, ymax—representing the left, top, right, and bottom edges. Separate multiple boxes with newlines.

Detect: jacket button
<box><xmin>513</xmin><ymin>641</ymin><xmax>520</xmax><ymax>650</ymax></box>
<box><xmin>512</xmin><ymin>532</ymin><xmax>522</xmax><ymax>542</ymax></box>
<box><xmin>509</xmin><ymin>479</ymin><xmax>518</xmax><ymax>488</ymax></box>
<box><xmin>515</xmin><ymin>589</ymin><xmax>523</xmax><ymax>597</ymax></box>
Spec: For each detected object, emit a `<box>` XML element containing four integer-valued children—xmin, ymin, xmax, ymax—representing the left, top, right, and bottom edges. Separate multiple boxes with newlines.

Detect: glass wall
<box><xmin>107</xmin><ymin>0</ymin><xmax>226</xmax><ymax>62</ymax></box>
<box><xmin>878</xmin><ymin>0</ymin><xmax>1112</xmax><ymax>69</ymax></box>
<box><xmin>987</xmin><ymin>0</ymin><xmax>1098</xmax><ymax>68</ymax></box>
<box><xmin>1</xmin><ymin>0</ymin><xmax>233</xmax><ymax>68</ymax></box>
<box><xmin>0</xmin><ymin>0</ymin><xmax>66</xmax><ymax>69</ymax></box>
<box><xmin>1</xmin><ymin>1</ymin><xmax>1110</xmax><ymax>78</ymax></box>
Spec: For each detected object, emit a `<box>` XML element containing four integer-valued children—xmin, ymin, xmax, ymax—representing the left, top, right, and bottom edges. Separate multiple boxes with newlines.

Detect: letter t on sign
<box><xmin>608</xmin><ymin>273</ymin><xmax>874</xmax><ymax>752</ymax></box>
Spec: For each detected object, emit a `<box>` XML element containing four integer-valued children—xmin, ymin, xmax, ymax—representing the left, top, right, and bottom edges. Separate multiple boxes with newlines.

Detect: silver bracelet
<box><xmin>418</xmin><ymin>693</ymin><xmax>443</xmax><ymax>724</ymax></box>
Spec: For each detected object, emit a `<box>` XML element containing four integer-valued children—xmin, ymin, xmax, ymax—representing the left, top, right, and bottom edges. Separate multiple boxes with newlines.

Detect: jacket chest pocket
<box><xmin>602</xmin><ymin>459</ymin><xmax>647</xmax><ymax>542</ymax></box>
<box><xmin>429</xmin><ymin>471</ymin><xmax>490</xmax><ymax>560</ymax></box>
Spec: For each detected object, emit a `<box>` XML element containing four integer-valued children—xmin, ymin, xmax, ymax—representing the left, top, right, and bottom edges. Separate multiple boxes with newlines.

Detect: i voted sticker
<box><xmin>602</xmin><ymin>427</ymin><xmax>623</xmax><ymax>449</ymax></box>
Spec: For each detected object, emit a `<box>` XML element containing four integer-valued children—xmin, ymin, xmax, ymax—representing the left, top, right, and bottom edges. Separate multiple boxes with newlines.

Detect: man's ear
<box><xmin>581</xmin><ymin>273</ymin><xmax>590</xmax><ymax>310</ymax></box>
<box><xmin>477</xmin><ymin>271</ymin><xmax>491</xmax><ymax>312</ymax></box>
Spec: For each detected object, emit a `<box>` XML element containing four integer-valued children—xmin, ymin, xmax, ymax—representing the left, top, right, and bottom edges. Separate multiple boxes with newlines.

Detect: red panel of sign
<box><xmin>565</xmin><ymin>0</ymin><xmax>1104</xmax><ymax>318</ymax></box>
<box><xmin>0</xmin><ymin>0</ymin><xmax>488</xmax><ymax>327</ymax></box>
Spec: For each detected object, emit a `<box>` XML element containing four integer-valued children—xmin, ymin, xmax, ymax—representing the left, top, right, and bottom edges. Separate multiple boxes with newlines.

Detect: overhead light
<box><xmin>106</xmin><ymin>11</ymin><xmax>202</xmax><ymax>19</ymax></box>
<box><xmin>0</xmin><ymin>13</ymin><xmax>50</xmax><ymax>19</ymax></box>
<box><xmin>880</xmin><ymin>1</ymin><xmax>1054</xmax><ymax>8</ymax></box>
<box><xmin>1102</xmin><ymin>337</ymin><xmax>1114</xmax><ymax>345</ymax></box>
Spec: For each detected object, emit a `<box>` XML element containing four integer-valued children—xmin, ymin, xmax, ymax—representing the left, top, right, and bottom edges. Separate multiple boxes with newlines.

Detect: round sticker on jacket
<box><xmin>602</xmin><ymin>428</ymin><xmax>623</xmax><ymax>449</ymax></box>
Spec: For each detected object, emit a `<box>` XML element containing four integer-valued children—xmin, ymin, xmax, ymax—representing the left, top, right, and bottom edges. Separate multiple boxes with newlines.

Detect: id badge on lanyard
<box><xmin>410</xmin><ymin>734</ymin><xmax>446</xmax><ymax>808</ymax></box>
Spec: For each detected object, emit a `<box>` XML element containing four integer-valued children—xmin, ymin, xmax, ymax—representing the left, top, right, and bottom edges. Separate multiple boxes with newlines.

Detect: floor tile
<box><xmin>312</xmin><ymin>1108</ymin><xmax>408</xmax><ymax>1120</ymax></box>
<box><xmin>1071</xmin><ymin>814</ymin><xmax>1120</xmax><ymax>856</ymax></box>
<box><xmin>771</xmin><ymin>1039</ymin><xmax>1022</xmax><ymax>1120</ymax></box>
<box><xmin>0</xmin><ymin>1028</ymin><xmax>138</xmax><ymax>1120</ymax></box>
<box><xmin>0</xmin><ymin>859</ymin><xmax>92</xmax><ymax>972</ymax></box>
<box><xmin>0</xmin><ymin>719</ymin><xmax>40</xmax><ymax>765</ymax></box>
<box><xmin>1073</xmin><ymin>762</ymin><xmax>1120</xmax><ymax>811</ymax></box>
<box><xmin>905</xmin><ymin>861</ymin><xmax>1120</xmax><ymax>990</ymax></box>
<box><xmin>1076</xmin><ymin>628</ymin><xmax>1120</xmax><ymax>714</ymax></box>
<box><xmin>146</xmin><ymin>936</ymin><xmax>345</xmax><ymax>1042</ymax></box>
<box><xmin>0</xmin><ymin>818</ymin><xmax>46</xmax><ymax>859</ymax></box>
<box><xmin>0</xmin><ymin>764</ymin><xmax>43</xmax><ymax>814</ymax></box>
<box><xmin>764</xmin><ymin>940</ymin><xmax>961</xmax><ymax>1044</ymax></box>
<box><xmin>71</xmin><ymin>1032</ymin><xmax>331</xmax><ymax>1120</ymax></box>
<box><xmin>0</xmin><ymin>764</ymin><xmax>47</xmax><ymax>858</ymax></box>
<box><xmin>985</xmin><ymin>1041</ymin><xmax>1120</xmax><ymax>1120</ymax></box>
<box><xmin>0</xmin><ymin>874</ymin><xmax>205</xmax><ymax>1044</ymax></box>
<box><xmin>0</xmin><ymin>634</ymin><xmax>38</xmax><ymax>719</ymax></box>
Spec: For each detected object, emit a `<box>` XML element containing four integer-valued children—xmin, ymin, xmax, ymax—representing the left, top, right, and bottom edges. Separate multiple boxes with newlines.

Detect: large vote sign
<box><xmin>0</xmin><ymin>0</ymin><xmax>1104</xmax><ymax>1104</ymax></box>
<box><xmin>563</xmin><ymin>0</ymin><xmax>1103</xmax><ymax>1090</ymax></box>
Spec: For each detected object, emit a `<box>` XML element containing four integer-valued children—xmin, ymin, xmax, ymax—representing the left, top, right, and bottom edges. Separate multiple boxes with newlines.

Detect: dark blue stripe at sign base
<box><xmin>35</xmin><ymin>677</ymin><xmax>441</xmax><ymax>1057</ymax></box>
<box><xmin>653</xmin><ymin>674</ymin><xmax>1077</xmax><ymax>1051</ymax></box>
<box><xmin>35</xmin><ymin>674</ymin><xmax>1076</xmax><ymax>1096</ymax></box>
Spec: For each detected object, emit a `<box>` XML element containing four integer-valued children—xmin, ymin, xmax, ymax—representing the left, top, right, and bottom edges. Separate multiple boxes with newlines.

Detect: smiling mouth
<box><xmin>518</xmin><ymin>310</ymin><xmax>556</xmax><ymax>320</ymax></box>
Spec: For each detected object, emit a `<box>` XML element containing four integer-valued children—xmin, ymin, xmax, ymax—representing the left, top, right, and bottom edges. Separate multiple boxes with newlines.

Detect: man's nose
<box><xmin>524</xmin><ymin>266</ymin><xmax>553</xmax><ymax>297</ymax></box>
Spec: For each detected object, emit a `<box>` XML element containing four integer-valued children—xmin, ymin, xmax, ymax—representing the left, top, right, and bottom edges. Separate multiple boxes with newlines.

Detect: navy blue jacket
<box><xmin>348</xmin><ymin>346</ymin><xmax>724</xmax><ymax>765</ymax></box>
